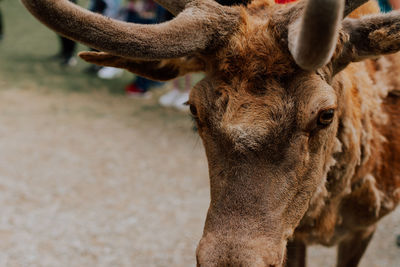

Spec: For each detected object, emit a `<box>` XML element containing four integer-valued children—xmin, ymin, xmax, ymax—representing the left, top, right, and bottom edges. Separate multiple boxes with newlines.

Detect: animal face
<box><xmin>191</xmin><ymin>45</ymin><xmax>341</xmax><ymax>267</ymax></box>
<box><xmin>21</xmin><ymin>0</ymin><xmax>400</xmax><ymax>266</ymax></box>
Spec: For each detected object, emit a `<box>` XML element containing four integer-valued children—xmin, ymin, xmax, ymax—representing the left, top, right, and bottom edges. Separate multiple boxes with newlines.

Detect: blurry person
<box><xmin>155</xmin><ymin>1</ymin><xmax>174</xmax><ymax>22</ymax></box>
<box><xmin>94</xmin><ymin>0</ymin><xmax>125</xmax><ymax>78</ymax></box>
<box><xmin>390</xmin><ymin>0</ymin><xmax>400</xmax><ymax>9</ymax></box>
<box><xmin>378</xmin><ymin>0</ymin><xmax>400</xmax><ymax>11</ymax></box>
<box><xmin>47</xmin><ymin>2</ymin><xmax>80</xmax><ymax>66</ymax></box>
<box><xmin>124</xmin><ymin>0</ymin><xmax>164</xmax><ymax>97</ymax></box>
<box><xmin>84</xmin><ymin>0</ymin><xmax>107</xmax><ymax>73</ymax></box>
<box><xmin>88</xmin><ymin>0</ymin><xmax>106</xmax><ymax>14</ymax></box>
<box><xmin>52</xmin><ymin>0</ymin><xmax>77</xmax><ymax>66</ymax></box>
<box><xmin>97</xmin><ymin>65</ymin><xmax>124</xmax><ymax>79</ymax></box>
<box><xmin>57</xmin><ymin>35</ymin><xmax>77</xmax><ymax>66</ymax></box>
<box><xmin>126</xmin><ymin>0</ymin><xmax>157</xmax><ymax>24</ymax></box>
<box><xmin>86</xmin><ymin>0</ymin><xmax>124</xmax><ymax>74</ymax></box>
<box><xmin>102</xmin><ymin>0</ymin><xmax>123</xmax><ymax>18</ymax></box>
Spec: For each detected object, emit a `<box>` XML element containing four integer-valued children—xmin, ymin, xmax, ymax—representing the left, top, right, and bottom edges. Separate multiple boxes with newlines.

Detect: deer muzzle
<box><xmin>196</xmin><ymin>232</ymin><xmax>287</xmax><ymax>267</ymax></box>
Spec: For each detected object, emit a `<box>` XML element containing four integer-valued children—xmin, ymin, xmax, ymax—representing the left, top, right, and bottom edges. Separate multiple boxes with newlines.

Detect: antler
<box><xmin>332</xmin><ymin>10</ymin><xmax>400</xmax><ymax>72</ymax></box>
<box><xmin>288</xmin><ymin>0</ymin><xmax>345</xmax><ymax>71</ymax></box>
<box><xmin>21</xmin><ymin>0</ymin><xmax>239</xmax><ymax>60</ymax></box>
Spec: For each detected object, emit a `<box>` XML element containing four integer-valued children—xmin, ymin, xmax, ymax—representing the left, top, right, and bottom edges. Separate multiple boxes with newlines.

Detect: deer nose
<box><xmin>196</xmin><ymin>234</ymin><xmax>285</xmax><ymax>267</ymax></box>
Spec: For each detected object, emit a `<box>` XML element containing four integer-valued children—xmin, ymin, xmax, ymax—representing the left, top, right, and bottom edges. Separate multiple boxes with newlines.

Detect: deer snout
<box><xmin>196</xmin><ymin>233</ymin><xmax>286</xmax><ymax>267</ymax></box>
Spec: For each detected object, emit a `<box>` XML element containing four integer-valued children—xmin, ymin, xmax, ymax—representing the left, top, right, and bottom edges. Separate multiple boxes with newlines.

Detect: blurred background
<box><xmin>0</xmin><ymin>0</ymin><xmax>399</xmax><ymax>266</ymax></box>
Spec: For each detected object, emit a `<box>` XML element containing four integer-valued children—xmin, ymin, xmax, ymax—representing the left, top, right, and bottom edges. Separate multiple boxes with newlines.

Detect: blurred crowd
<box><xmin>1</xmin><ymin>0</ymin><xmax>400</xmax><ymax>110</ymax></box>
<box><xmin>52</xmin><ymin>0</ymin><xmax>191</xmax><ymax>110</ymax></box>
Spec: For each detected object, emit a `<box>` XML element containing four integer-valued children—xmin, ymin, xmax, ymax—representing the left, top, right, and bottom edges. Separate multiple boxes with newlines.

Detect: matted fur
<box><xmin>21</xmin><ymin>0</ymin><xmax>400</xmax><ymax>266</ymax></box>
<box><xmin>191</xmin><ymin>2</ymin><xmax>400</xmax><ymax>266</ymax></box>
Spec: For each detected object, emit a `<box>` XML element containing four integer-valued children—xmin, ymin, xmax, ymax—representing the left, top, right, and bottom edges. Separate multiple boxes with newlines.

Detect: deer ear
<box><xmin>79</xmin><ymin>51</ymin><xmax>205</xmax><ymax>81</ymax></box>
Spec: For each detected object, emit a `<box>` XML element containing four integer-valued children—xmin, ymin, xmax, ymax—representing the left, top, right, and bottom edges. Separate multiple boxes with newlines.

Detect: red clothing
<box><xmin>275</xmin><ymin>0</ymin><xmax>297</xmax><ymax>3</ymax></box>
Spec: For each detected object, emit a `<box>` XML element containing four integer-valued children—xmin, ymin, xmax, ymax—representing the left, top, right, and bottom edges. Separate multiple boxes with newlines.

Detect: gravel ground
<box><xmin>0</xmin><ymin>88</ymin><xmax>398</xmax><ymax>267</ymax></box>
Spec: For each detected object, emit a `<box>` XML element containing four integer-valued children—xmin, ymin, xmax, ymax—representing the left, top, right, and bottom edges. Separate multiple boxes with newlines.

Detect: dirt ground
<box><xmin>0</xmin><ymin>87</ymin><xmax>398</xmax><ymax>267</ymax></box>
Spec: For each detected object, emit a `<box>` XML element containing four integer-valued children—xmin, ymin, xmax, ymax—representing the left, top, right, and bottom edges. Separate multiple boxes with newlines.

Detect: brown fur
<box><xmin>21</xmin><ymin>0</ymin><xmax>400</xmax><ymax>266</ymax></box>
<box><xmin>193</xmin><ymin>1</ymin><xmax>400</xmax><ymax>266</ymax></box>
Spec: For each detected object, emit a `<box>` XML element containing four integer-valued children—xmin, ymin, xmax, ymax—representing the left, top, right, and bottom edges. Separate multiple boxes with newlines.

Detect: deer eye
<box><xmin>318</xmin><ymin>109</ymin><xmax>335</xmax><ymax>126</ymax></box>
<box><xmin>190</xmin><ymin>104</ymin><xmax>198</xmax><ymax>117</ymax></box>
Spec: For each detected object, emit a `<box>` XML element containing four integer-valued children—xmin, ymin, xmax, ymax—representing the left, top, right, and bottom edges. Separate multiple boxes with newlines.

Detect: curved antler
<box><xmin>21</xmin><ymin>0</ymin><xmax>239</xmax><ymax>60</ymax></box>
<box><xmin>288</xmin><ymin>0</ymin><xmax>345</xmax><ymax>71</ymax></box>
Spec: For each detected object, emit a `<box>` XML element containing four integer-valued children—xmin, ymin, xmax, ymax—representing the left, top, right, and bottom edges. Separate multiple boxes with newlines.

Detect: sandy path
<box><xmin>0</xmin><ymin>88</ymin><xmax>398</xmax><ymax>267</ymax></box>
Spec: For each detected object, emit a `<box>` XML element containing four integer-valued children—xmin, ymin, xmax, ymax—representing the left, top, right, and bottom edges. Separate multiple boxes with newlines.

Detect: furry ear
<box><xmin>333</xmin><ymin>11</ymin><xmax>400</xmax><ymax>73</ymax></box>
<box><xmin>79</xmin><ymin>52</ymin><xmax>205</xmax><ymax>81</ymax></box>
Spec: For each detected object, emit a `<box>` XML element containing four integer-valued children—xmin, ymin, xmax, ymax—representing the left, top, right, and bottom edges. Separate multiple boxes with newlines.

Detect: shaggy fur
<box><xmin>21</xmin><ymin>0</ymin><xmax>400</xmax><ymax>266</ymax></box>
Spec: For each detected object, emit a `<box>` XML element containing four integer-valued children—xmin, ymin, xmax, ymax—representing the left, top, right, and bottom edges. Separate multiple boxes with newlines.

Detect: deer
<box><xmin>20</xmin><ymin>0</ymin><xmax>400</xmax><ymax>266</ymax></box>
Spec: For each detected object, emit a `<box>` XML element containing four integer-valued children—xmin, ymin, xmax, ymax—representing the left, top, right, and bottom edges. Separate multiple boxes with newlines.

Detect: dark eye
<box><xmin>318</xmin><ymin>109</ymin><xmax>335</xmax><ymax>126</ymax></box>
<box><xmin>190</xmin><ymin>104</ymin><xmax>198</xmax><ymax>117</ymax></box>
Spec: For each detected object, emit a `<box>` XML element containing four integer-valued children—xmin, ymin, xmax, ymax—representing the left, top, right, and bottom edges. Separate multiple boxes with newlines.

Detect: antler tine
<box><xmin>288</xmin><ymin>0</ymin><xmax>345</xmax><ymax>71</ymax></box>
<box><xmin>21</xmin><ymin>0</ymin><xmax>239</xmax><ymax>60</ymax></box>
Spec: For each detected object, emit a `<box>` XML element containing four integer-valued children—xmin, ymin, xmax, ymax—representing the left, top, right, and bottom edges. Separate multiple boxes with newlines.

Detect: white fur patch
<box><xmin>363</xmin><ymin>174</ymin><xmax>384</xmax><ymax>217</ymax></box>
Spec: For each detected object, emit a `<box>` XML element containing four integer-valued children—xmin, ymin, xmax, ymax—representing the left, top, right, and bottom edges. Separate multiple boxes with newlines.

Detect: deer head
<box><xmin>21</xmin><ymin>0</ymin><xmax>400</xmax><ymax>266</ymax></box>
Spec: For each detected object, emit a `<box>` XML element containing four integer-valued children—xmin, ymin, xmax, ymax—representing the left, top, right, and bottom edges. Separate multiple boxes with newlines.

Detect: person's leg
<box><xmin>135</xmin><ymin>76</ymin><xmax>152</xmax><ymax>92</ymax></box>
<box><xmin>125</xmin><ymin>76</ymin><xmax>153</xmax><ymax>98</ymax></box>
<box><xmin>60</xmin><ymin>37</ymin><xmax>76</xmax><ymax>59</ymax></box>
<box><xmin>55</xmin><ymin>0</ymin><xmax>77</xmax><ymax>65</ymax></box>
<box><xmin>58</xmin><ymin>36</ymin><xmax>77</xmax><ymax>66</ymax></box>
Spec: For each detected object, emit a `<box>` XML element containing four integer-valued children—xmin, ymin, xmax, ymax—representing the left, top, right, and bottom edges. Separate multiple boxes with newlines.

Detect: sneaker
<box><xmin>125</xmin><ymin>83</ymin><xmax>152</xmax><ymax>99</ymax></box>
<box><xmin>159</xmin><ymin>89</ymin><xmax>181</xmax><ymax>107</ymax></box>
<box><xmin>173</xmin><ymin>91</ymin><xmax>190</xmax><ymax>111</ymax></box>
<box><xmin>98</xmin><ymin>67</ymin><xmax>124</xmax><ymax>79</ymax></box>
<box><xmin>60</xmin><ymin>56</ymin><xmax>77</xmax><ymax>67</ymax></box>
